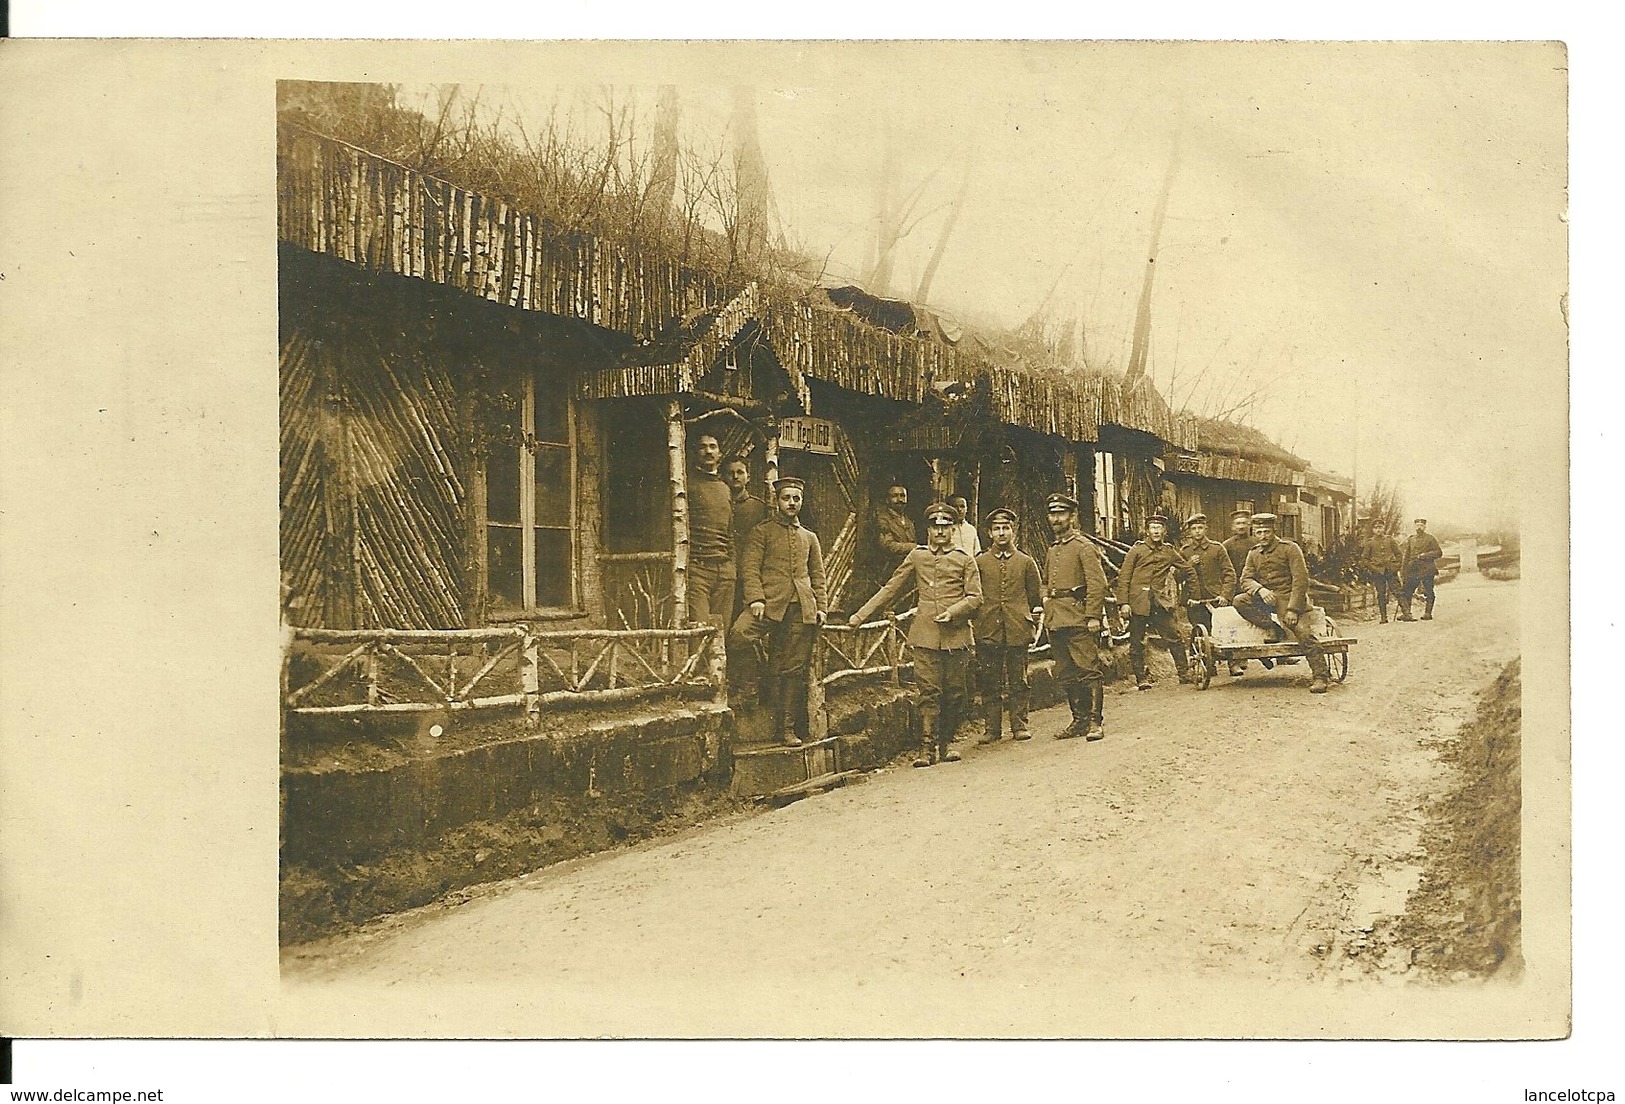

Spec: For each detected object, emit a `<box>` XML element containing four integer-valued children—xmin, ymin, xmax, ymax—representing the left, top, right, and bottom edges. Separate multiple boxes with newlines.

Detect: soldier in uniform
<box><xmin>860</xmin><ymin>482</ymin><xmax>920</xmax><ymax>606</ymax></box>
<box><xmin>731</xmin><ymin>477</ymin><xmax>828</xmax><ymax>745</ymax></box>
<box><xmin>973</xmin><ymin>508</ymin><xmax>1043</xmax><ymax>743</ymax></box>
<box><xmin>1398</xmin><ymin>517</ymin><xmax>1444</xmax><ymax>621</ymax></box>
<box><xmin>850</xmin><ymin>502</ymin><xmax>982</xmax><ymax>767</ymax></box>
<box><xmin>1179</xmin><ymin>512</ymin><xmax>1238</xmax><ymax>641</ymax></box>
<box><xmin>685</xmin><ymin>432</ymin><xmax>735</xmax><ymax>627</ymax></box>
<box><xmin>724</xmin><ymin>454</ymin><xmax>769</xmax><ymax>618</ymax></box>
<box><xmin>1116</xmin><ymin>512</ymin><xmax>1194</xmax><ymax>690</ymax></box>
<box><xmin>1235</xmin><ymin>512</ymin><xmax>1332</xmax><ymax>694</ymax></box>
<box><xmin>1222</xmin><ymin>508</ymin><xmax>1257</xmax><ymax>580</ymax></box>
<box><xmin>1220</xmin><ymin>507</ymin><xmax>1262</xmax><ymax>677</ymax></box>
<box><xmin>1358</xmin><ymin>518</ymin><xmax>1403</xmax><ymax>623</ymax></box>
<box><xmin>949</xmin><ymin>495</ymin><xmax>983</xmax><ymax>556</ymax></box>
<box><xmin>1042</xmin><ymin>493</ymin><xmax>1111</xmax><ymax>740</ymax></box>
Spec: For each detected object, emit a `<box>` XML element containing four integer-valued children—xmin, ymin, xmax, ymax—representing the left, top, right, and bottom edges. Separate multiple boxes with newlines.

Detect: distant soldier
<box><xmin>1358</xmin><ymin>519</ymin><xmax>1403</xmax><ymax>624</ymax></box>
<box><xmin>724</xmin><ymin>454</ymin><xmax>769</xmax><ymax>616</ymax></box>
<box><xmin>1398</xmin><ymin>517</ymin><xmax>1444</xmax><ymax>622</ymax></box>
<box><xmin>973</xmin><ymin>508</ymin><xmax>1043</xmax><ymax>743</ymax></box>
<box><xmin>1179</xmin><ymin>512</ymin><xmax>1238</xmax><ymax>639</ymax></box>
<box><xmin>948</xmin><ymin>494</ymin><xmax>983</xmax><ymax>557</ymax></box>
<box><xmin>1219</xmin><ymin>508</ymin><xmax>1262</xmax><ymax>677</ymax></box>
<box><xmin>850</xmin><ymin>502</ymin><xmax>982</xmax><ymax>767</ymax></box>
<box><xmin>1222</xmin><ymin>508</ymin><xmax>1257</xmax><ymax>580</ymax></box>
<box><xmin>1116</xmin><ymin>512</ymin><xmax>1194</xmax><ymax>690</ymax></box>
<box><xmin>1042</xmin><ymin>493</ymin><xmax>1110</xmax><ymax>740</ymax></box>
<box><xmin>686</xmin><ymin>433</ymin><xmax>735</xmax><ymax>628</ymax></box>
<box><xmin>732</xmin><ymin>477</ymin><xmax>828</xmax><ymax>745</ymax></box>
<box><xmin>861</xmin><ymin>482</ymin><xmax>920</xmax><ymax>604</ymax></box>
<box><xmin>1235</xmin><ymin>512</ymin><xmax>1332</xmax><ymax>694</ymax></box>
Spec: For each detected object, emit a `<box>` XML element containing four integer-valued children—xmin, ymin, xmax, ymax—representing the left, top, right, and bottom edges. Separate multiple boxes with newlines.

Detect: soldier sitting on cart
<box><xmin>1233</xmin><ymin>512</ymin><xmax>1332</xmax><ymax>694</ymax></box>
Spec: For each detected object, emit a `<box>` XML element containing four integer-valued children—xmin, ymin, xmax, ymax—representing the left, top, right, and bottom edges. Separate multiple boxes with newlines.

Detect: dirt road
<box><xmin>283</xmin><ymin>574</ymin><xmax>1520</xmax><ymax>1035</ymax></box>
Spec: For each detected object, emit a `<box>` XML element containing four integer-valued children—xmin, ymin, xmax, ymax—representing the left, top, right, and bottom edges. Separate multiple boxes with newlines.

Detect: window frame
<box><xmin>486</xmin><ymin>371</ymin><xmax>581</xmax><ymax>618</ymax></box>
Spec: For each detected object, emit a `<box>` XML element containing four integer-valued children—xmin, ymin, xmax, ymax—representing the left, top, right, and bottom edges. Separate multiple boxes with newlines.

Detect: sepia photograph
<box><xmin>0</xmin><ymin>31</ymin><xmax>1582</xmax><ymax>1076</ymax></box>
<box><xmin>267</xmin><ymin>45</ymin><xmax>1564</xmax><ymax>1032</ymax></box>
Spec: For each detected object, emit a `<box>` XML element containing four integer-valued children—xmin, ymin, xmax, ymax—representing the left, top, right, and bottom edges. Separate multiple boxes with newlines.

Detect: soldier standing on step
<box><xmin>732</xmin><ymin>477</ymin><xmax>828</xmax><ymax>746</ymax></box>
<box><xmin>1042</xmin><ymin>493</ymin><xmax>1111</xmax><ymax>740</ymax></box>
<box><xmin>850</xmin><ymin>502</ymin><xmax>982</xmax><ymax>767</ymax></box>
<box><xmin>973</xmin><ymin>508</ymin><xmax>1043</xmax><ymax>743</ymax></box>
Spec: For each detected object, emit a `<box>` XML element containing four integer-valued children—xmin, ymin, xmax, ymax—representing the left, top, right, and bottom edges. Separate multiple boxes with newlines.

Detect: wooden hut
<box><xmin>279</xmin><ymin>122</ymin><xmax>1198</xmax><ymax>638</ymax></box>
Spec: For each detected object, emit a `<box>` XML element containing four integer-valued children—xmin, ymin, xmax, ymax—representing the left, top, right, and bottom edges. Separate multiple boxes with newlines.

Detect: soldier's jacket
<box><xmin>871</xmin><ymin>508</ymin><xmax>918</xmax><ymax>564</ymax></box>
<box><xmin>1181</xmin><ymin>537</ymin><xmax>1238</xmax><ymax>603</ymax></box>
<box><xmin>1359</xmin><ymin>534</ymin><xmax>1403</xmax><ymax>574</ymax></box>
<box><xmin>1115</xmin><ymin>540</ymin><xmax>1192</xmax><ymax>617</ymax></box>
<box><xmin>854</xmin><ymin>545</ymin><xmax>982</xmax><ymax>649</ymax></box>
<box><xmin>1241</xmin><ymin>536</ymin><xmax>1312</xmax><ymax>613</ymax></box>
<box><xmin>743</xmin><ymin>516</ymin><xmax>827</xmax><ymax>624</ymax></box>
<box><xmin>731</xmin><ymin>493</ymin><xmax>769</xmax><ymax>580</ymax></box>
<box><xmin>1401</xmin><ymin>532</ymin><xmax>1444</xmax><ymax>579</ymax></box>
<box><xmin>1222</xmin><ymin>533</ymin><xmax>1256</xmax><ymax>580</ymax></box>
<box><xmin>1042</xmin><ymin>531</ymin><xmax>1109</xmax><ymax>629</ymax></box>
<box><xmin>973</xmin><ymin>548</ymin><xmax>1043</xmax><ymax>646</ymax></box>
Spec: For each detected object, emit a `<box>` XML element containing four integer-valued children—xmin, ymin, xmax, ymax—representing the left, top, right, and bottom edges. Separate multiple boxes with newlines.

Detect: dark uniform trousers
<box><xmin>730</xmin><ymin>602</ymin><xmax>818</xmax><ymax>740</ymax></box>
<box><xmin>1127</xmin><ymin>607</ymin><xmax>1188</xmax><ymax>680</ymax></box>
<box><xmin>688</xmin><ymin>556</ymin><xmax>735</xmax><ymax>626</ymax></box>
<box><xmin>1050</xmin><ymin>627</ymin><xmax>1104</xmax><ymax>722</ymax></box>
<box><xmin>916</xmin><ymin>647</ymin><xmax>971</xmax><ymax>745</ymax></box>
<box><xmin>1370</xmin><ymin>571</ymin><xmax>1399</xmax><ymax>614</ymax></box>
<box><xmin>975</xmin><ymin>644</ymin><xmax>1030</xmax><ymax>737</ymax></box>
<box><xmin>1400</xmin><ymin>571</ymin><xmax>1434</xmax><ymax>611</ymax></box>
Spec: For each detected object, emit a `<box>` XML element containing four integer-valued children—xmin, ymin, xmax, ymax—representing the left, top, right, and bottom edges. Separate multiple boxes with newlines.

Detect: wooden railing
<box><xmin>284</xmin><ymin>624</ymin><xmax>724</xmax><ymax>724</ymax></box>
<box><xmin>816</xmin><ymin>610</ymin><xmax>917</xmax><ymax>688</ymax></box>
<box><xmin>815</xmin><ymin>609</ymin><xmax>1056</xmax><ymax>689</ymax></box>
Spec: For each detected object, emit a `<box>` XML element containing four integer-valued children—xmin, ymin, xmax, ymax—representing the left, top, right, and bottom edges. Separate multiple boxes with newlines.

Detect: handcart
<box><xmin>1186</xmin><ymin>601</ymin><xmax>1356</xmax><ymax>690</ymax></box>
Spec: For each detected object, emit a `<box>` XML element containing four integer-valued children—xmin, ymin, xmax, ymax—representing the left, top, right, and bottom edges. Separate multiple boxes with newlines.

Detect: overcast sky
<box><xmin>437</xmin><ymin>42</ymin><xmax>1565</xmax><ymax>531</ymax></box>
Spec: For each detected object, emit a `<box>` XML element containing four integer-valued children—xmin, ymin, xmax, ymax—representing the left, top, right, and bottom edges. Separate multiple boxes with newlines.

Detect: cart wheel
<box><xmin>1328</xmin><ymin>648</ymin><xmax>1349</xmax><ymax>683</ymax></box>
<box><xmin>1190</xmin><ymin>627</ymin><xmax>1213</xmax><ymax>690</ymax></box>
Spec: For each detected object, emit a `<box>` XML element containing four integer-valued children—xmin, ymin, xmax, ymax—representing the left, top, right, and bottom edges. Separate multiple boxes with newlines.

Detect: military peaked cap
<box><xmin>1046</xmin><ymin>493</ymin><xmax>1079</xmax><ymax>513</ymax></box>
<box><xmin>925</xmin><ymin>502</ymin><xmax>957</xmax><ymax>525</ymax></box>
<box><xmin>773</xmin><ymin>476</ymin><xmax>806</xmax><ymax>492</ymax></box>
<box><xmin>985</xmin><ymin>507</ymin><xmax>1018</xmax><ymax>526</ymax></box>
<box><xmin>1250</xmin><ymin>512</ymin><xmax>1279</xmax><ymax>526</ymax></box>
<box><xmin>1185</xmin><ymin>512</ymin><xmax>1208</xmax><ymax>527</ymax></box>
<box><xmin>1147</xmin><ymin>511</ymin><xmax>1172</xmax><ymax>526</ymax></box>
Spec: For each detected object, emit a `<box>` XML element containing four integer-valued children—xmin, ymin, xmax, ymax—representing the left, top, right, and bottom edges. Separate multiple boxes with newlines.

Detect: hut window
<box><xmin>486</xmin><ymin>371</ymin><xmax>578</xmax><ymax>612</ymax></box>
<box><xmin>1094</xmin><ymin>451</ymin><xmax>1119</xmax><ymax>539</ymax></box>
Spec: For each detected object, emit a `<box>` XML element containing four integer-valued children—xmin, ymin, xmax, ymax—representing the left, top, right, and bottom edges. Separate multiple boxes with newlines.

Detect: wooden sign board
<box><xmin>778</xmin><ymin>416</ymin><xmax>837</xmax><ymax>455</ymax></box>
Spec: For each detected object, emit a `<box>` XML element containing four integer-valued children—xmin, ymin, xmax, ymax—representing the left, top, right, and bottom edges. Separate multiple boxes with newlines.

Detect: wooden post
<box><xmin>521</xmin><ymin>631</ymin><xmax>540</xmax><ymax>727</ymax></box>
<box><xmin>665</xmin><ymin>399</ymin><xmax>691</xmax><ymax>628</ymax></box>
<box><xmin>888</xmin><ymin>616</ymin><xmax>902</xmax><ymax>686</ymax></box>
<box><xmin>365</xmin><ymin>646</ymin><xmax>379</xmax><ymax>706</ymax></box>
<box><xmin>763</xmin><ymin>426</ymin><xmax>780</xmax><ymax>491</ymax></box>
<box><xmin>707</xmin><ymin>628</ymin><xmax>728</xmax><ymax>708</ymax></box>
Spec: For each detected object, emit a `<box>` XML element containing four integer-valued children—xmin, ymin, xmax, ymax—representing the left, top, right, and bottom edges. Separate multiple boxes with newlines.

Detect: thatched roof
<box><xmin>277</xmin><ymin>123</ymin><xmax>1196</xmax><ymax>450</ymax></box>
<box><xmin>1193</xmin><ymin>418</ymin><xmax>1308</xmax><ymax>468</ymax></box>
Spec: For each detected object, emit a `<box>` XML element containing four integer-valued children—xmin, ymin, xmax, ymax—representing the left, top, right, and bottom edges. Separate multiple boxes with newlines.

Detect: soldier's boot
<box><xmin>771</xmin><ymin>678</ymin><xmax>800</xmax><ymax>745</ymax></box>
<box><xmin>979</xmin><ymin>699</ymin><xmax>1004</xmax><ymax>744</ymax></box>
<box><xmin>1308</xmin><ymin>652</ymin><xmax>1331</xmax><ymax>694</ymax></box>
<box><xmin>914</xmin><ymin>710</ymin><xmax>938</xmax><ymax>767</ymax></box>
<box><xmin>1086</xmin><ymin>682</ymin><xmax>1106</xmax><ymax>740</ymax></box>
<box><xmin>1422</xmin><ymin>598</ymin><xmax>1435</xmax><ymax>621</ymax></box>
<box><xmin>1377</xmin><ymin>598</ymin><xmax>1389</xmax><ymax>624</ymax></box>
<box><xmin>938</xmin><ymin>719</ymin><xmax>961</xmax><ymax>763</ymax></box>
<box><xmin>1055</xmin><ymin>685</ymin><xmax>1087</xmax><ymax>739</ymax></box>
<box><xmin>1396</xmin><ymin>598</ymin><xmax>1416</xmax><ymax>622</ymax></box>
<box><xmin>786</xmin><ymin>678</ymin><xmax>810</xmax><ymax>746</ymax></box>
<box><xmin>1009</xmin><ymin>690</ymin><xmax>1032</xmax><ymax>740</ymax></box>
<box><xmin>1171</xmin><ymin>644</ymin><xmax>1192</xmax><ymax>684</ymax></box>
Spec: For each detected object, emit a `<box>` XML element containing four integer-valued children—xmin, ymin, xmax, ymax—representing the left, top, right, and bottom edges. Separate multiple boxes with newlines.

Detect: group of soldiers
<box><xmin>688</xmin><ymin>432</ymin><xmax>1443</xmax><ymax>769</ymax></box>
